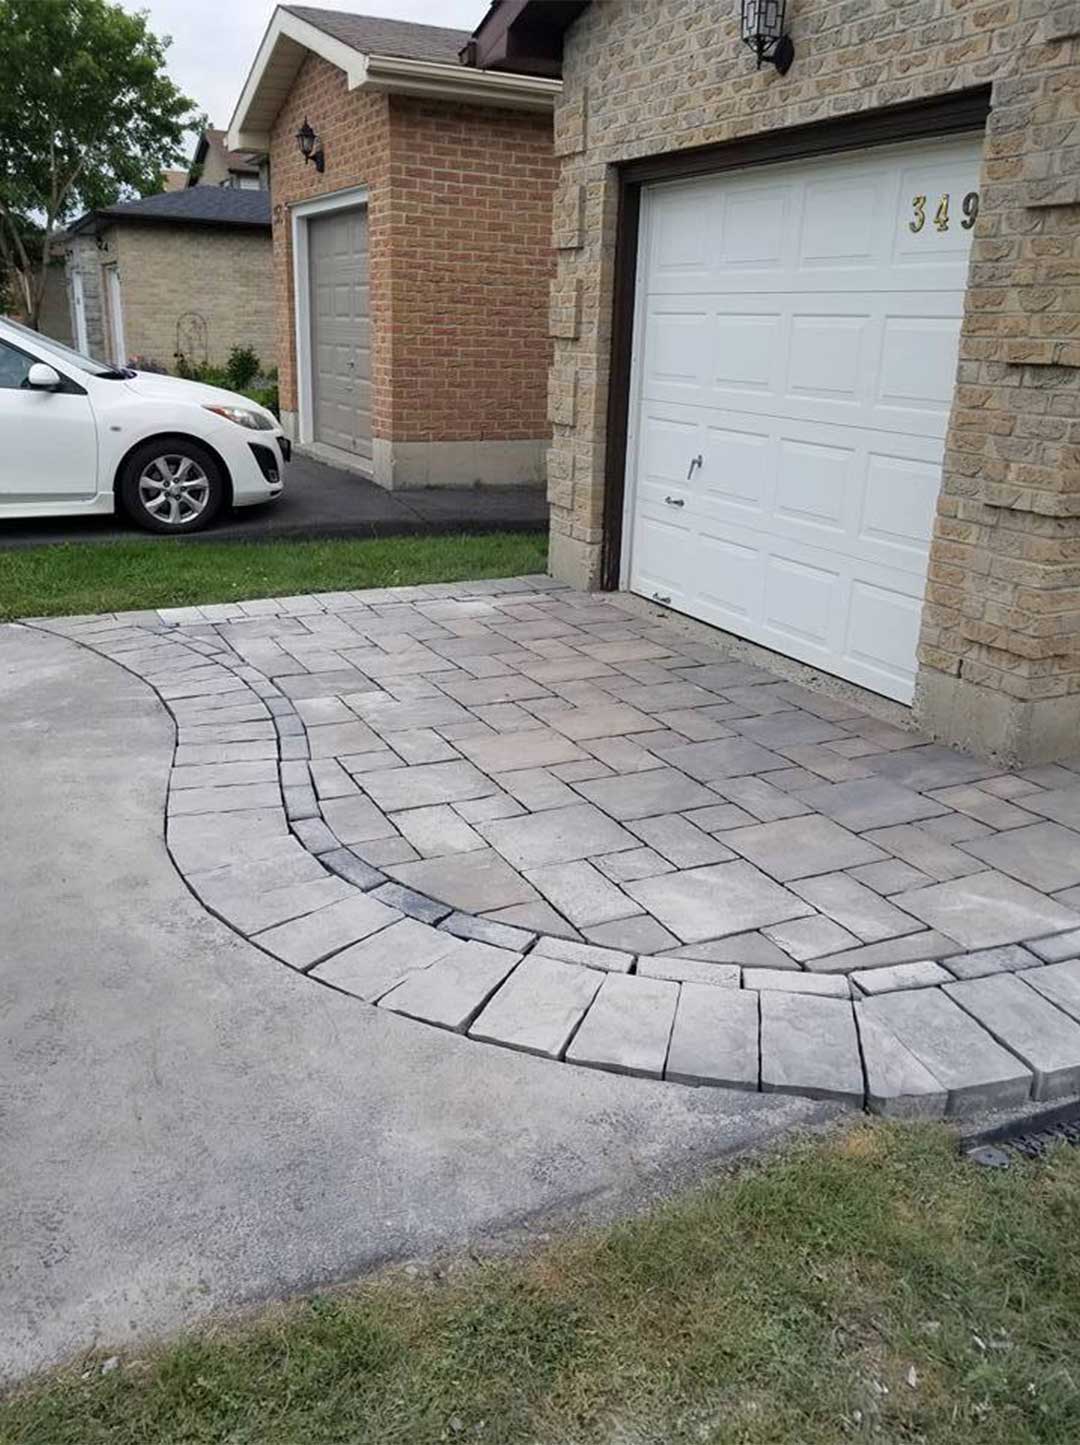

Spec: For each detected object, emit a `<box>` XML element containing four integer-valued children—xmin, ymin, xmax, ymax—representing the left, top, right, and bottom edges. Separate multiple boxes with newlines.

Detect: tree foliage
<box><xmin>0</xmin><ymin>0</ymin><xmax>203</xmax><ymax>326</ymax></box>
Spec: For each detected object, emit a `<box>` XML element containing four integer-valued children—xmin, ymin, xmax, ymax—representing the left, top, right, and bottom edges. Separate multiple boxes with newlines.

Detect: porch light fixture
<box><xmin>295</xmin><ymin>117</ymin><xmax>325</xmax><ymax>173</ymax></box>
<box><xmin>740</xmin><ymin>0</ymin><xmax>794</xmax><ymax>74</ymax></box>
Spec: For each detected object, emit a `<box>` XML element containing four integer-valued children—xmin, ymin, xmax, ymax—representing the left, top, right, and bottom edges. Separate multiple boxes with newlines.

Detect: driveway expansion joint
<box><xmin>29</xmin><ymin>576</ymin><xmax>1080</xmax><ymax>1118</ymax></box>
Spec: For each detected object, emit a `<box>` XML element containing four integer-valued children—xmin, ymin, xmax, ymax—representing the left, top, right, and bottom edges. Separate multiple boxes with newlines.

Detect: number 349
<box><xmin>910</xmin><ymin>192</ymin><xmax>979</xmax><ymax>233</ymax></box>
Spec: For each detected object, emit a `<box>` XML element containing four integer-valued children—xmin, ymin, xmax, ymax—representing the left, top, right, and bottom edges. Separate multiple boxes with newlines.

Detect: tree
<box><xmin>0</xmin><ymin>0</ymin><xmax>203</xmax><ymax>328</ymax></box>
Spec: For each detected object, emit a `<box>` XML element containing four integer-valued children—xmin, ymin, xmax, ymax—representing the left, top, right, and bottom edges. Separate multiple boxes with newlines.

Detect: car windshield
<box><xmin>0</xmin><ymin>315</ymin><xmax>128</xmax><ymax>377</ymax></box>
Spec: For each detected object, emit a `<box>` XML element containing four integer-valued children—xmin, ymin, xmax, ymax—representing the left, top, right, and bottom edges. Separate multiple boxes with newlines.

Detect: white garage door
<box><xmin>625</xmin><ymin>134</ymin><xmax>983</xmax><ymax>702</ymax></box>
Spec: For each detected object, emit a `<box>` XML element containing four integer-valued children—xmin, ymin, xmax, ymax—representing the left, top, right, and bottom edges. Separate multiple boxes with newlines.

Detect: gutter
<box><xmin>360</xmin><ymin>52</ymin><xmax>560</xmax><ymax>111</ymax></box>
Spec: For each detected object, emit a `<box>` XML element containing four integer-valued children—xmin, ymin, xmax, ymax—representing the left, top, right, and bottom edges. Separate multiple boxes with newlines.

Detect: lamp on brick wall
<box><xmin>295</xmin><ymin>117</ymin><xmax>325</xmax><ymax>173</ymax></box>
<box><xmin>740</xmin><ymin>0</ymin><xmax>794</xmax><ymax>74</ymax></box>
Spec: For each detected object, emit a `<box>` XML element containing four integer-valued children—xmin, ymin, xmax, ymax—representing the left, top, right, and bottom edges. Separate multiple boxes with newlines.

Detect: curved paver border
<box><xmin>28</xmin><ymin>576</ymin><xmax>1080</xmax><ymax>1118</ymax></box>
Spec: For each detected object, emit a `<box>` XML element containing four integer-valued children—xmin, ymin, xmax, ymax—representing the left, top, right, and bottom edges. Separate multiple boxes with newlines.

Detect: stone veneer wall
<box><xmin>546</xmin><ymin>0</ymin><xmax>1080</xmax><ymax>763</ymax></box>
<box><xmin>269</xmin><ymin>55</ymin><xmax>556</xmax><ymax>488</ymax></box>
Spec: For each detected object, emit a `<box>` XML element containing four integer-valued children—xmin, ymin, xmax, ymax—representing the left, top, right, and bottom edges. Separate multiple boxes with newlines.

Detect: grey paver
<box><xmin>666</xmin><ymin>932</ymin><xmax>797</xmax><ymax>967</ymax></box>
<box><xmin>637</xmin><ymin>956</ymin><xmax>740</xmax><ymax>988</ymax></box>
<box><xmin>582</xmin><ymin>914</ymin><xmax>680</xmax><ymax>953</ymax></box>
<box><xmin>320</xmin><ymin>796</ymin><xmax>398</xmax><ymax>845</ymax></box>
<box><xmin>391</xmin><ymin>804</ymin><xmax>484</xmax><ymax>857</ymax></box>
<box><xmin>496</xmin><ymin>767</ymin><xmax>581</xmax><ymax>811</ymax></box>
<box><xmin>319</xmin><ymin>847</ymin><xmax>386</xmax><ymax>890</ymax></box>
<box><xmin>862</xmin><ymin>745</ymin><xmax>996</xmax><ymax>790</ymax></box>
<box><xmin>545</xmin><ymin>703</ymin><xmax>661</xmax><ymax>740</ymax></box>
<box><xmin>1024</xmin><ymin>959</ymin><xmax>1080</xmax><ymax>1024</ymax></box>
<box><xmin>311</xmin><ymin>916</ymin><xmax>459</xmax><ymax>1000</ymax></box>
<box><xmin>379</xmin><ymin>940</ymin><xmax>521</xmax><ymax>1032</ymax></box>
<box><xmin>205</xmin><ymin>874</ymin><xmax>356</xmax><ymax>936</ymax></box>
<box><xmin>253</xmin><ymin>892</ymin><xmax>401</xmax><ymax>969</ymax></box>
<box><xmin>862</xmin><ymin>824</ymin><xmax>987</xmax><ymax>881</ymax></box>
<box><xmin>626</xmin><ymin>814</ymin><xmax>734</xmax><ymax>867</ymax></box>
<box><xmin>582</xmin><ymin>735</ymin><xmax>660</xmax><ymax>773</ymax></box>
<box><xmin>666</xmin><ymin>985</ymin><xmax>759</xmax><ymax>1088</ymax></box>
<box><xmin>760</xmin><ymin>993</ymin><xmax>863</xmax><ymax>1104</ymax></box>
<box><xmin>479</xmin><ymin>802</ymin><xmax>637</xmax><ymax>870</ymax></box>
<box><xmin>789</xmin><ymin>872</ymin><xmax>923</xmax><ymax>944</ymax></box>
<box><xmin>456</xmin><ymin>727</ymin><xmax>585</xmax><ymax>774</ymax></box>
<box><xmin>805</xmin><ymin>930</ymin><xmax>960</xmax><ymax>974</ymax></box>
<box><xmin>683</xmin><ymin>803</ymin><xmax>757</xmax><ymax>832</ymax></box>
<box><xmin>486</xmin><ymin>901</ymin><xmax>582</xmax><ymax>940</ymax></box>
<box><xmin>167</xmin><ymin>808</ymin><xmax>289</xmax><ymax>871</ymax></box>
<box><xmin>892</xmin><ymin>871</ymin><xmax>1080</xmax><ymax>949</ymax></box>
<box><xmin>719</xmin><ymin>815</ymin><xmax>885</xmax><ymax>882</ymax></box>
<box><xmin>942</xmin><ymin>944</ymin><xmax>1041</xmax><ymax>980</ymax></box>
<box><xmin>576</xmin><ymin>767</ymin><xmax>719</xmax><ymax>820</ymax></box>
<box><xmin>858</xmin><ymin>989</ymin><xmax>1032</xmax><ymax>1113</ymax></box>
<box><xmin>594</xmin><ymin>846</ymin><xmax>675</xmax><ymax>883</ymax></box>
<box><xmin>469</xmin><ymin>955</ymin><xmax>602</xmax><ymax>1058</ymax></box>
<box><xmin>855</xmin><ymin>1008</ymin><xmax>948</xmax><ymax>1119</ymax></box>
<box><xmin>387</xmin><ymin>848</ymin><xmax>538</xmax><ymax>913</ymax></box>
<box><xmin>959</xmin><ymin>821</ymin><xmax>1080</xmax><ymax>893</ymax></box>
<box><xmin>1027</xmin><ymin>928</ymin><xmax>1080</xmax><ymax>963</ymax></box>
<box><xmin>526</xmin><ymin>860</ymin><xmax>641</xmax><ymax>927</ymax></box>
<box><xmin>945</xmin><ymin>973</ymin><xmax>1080</xmax><ymax>1101</ymax></box>
<box><xmin>926</xmin><ymin>784</ymin><xmax>1037</xmax><ymax>831</ymax></box>
<box><xmin>658</xmin><ymin>737</ymin><xmax>788</xmax><ymax>783</ymax></box>
<box><xmin>565</xmin><ymin>973</ymin><xmax>679</xmax><ymax>1079</ymax></box>
<box><xmin>1021</xmin><ymin>783</ymin><xmax>1080</xmax><ymax>830</ymax></box>
<box><xmin>171</xmin><ymin>760</ymin><xmax>279</xmax><ymax>789</ymax></box>
<box><xmin>167</xmin><ymin>781</ymin><xmax>281</xmax><ymax>816</ymax></box>
<box><xmin>306</xmin><ymin>720</ymin><xmax>385</xmax><ymax>758</ymax></box>
<box><xmin>762</xmin><ymin>914</ymin><xmax>860</xmax><ymax>962</ymax></box>
<box><xmin>846</xmin><ymin>859</ymin><xmax>929</xmax><ymax>895</ymax></box>
<box><xmin>743</xmin><ymin>968</ymin><xmax>851</xmax><ymax>997</ymax></box>
<box><xmin>439</xmin><ymin>912</ymin><xmax>537</xmax><ymax>952</ymax></box>
<box><xmin>531</xmin><ymin>936</ymin><xmax>632</xmax><ymax>973</ymax></box>
<box><xmin>370</xmin><ymin>882</ymin><xmax>451</xmax><ymax>925</ymax></box>
<box><xmin>735</xmin><ymin>712</ymin><xmax>846</xmax><ymax>750</ymax></box>
<box><xmin>626</xmin><ymin>860</ymin><xmax>813</xmax><ymax>943</ymax></box>
<box><xmin>345</xmin><ymin>693</ymin><xmax>471</xmax><ymax>732</ymax></box>
<box><xmin>291</xmin><ymin>817</ymin><xmax>344</xmax><ymax>855</ymax></box>
<box><xmin>360</xmin><ymin>761</ymin><xmax>497</xmax><ymax>811</ymax></box>
<box><xmin>852</xmin><ymin>960</ymin><xmax>953</xmax><ymax>994</ymax></box>
<box><xmin>796</xmin><ymin>777</ymin><xmax>949</xmax><ymax>830</ymax></box>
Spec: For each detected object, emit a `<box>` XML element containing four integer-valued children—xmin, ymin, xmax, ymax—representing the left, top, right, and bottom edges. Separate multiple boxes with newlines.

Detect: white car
<box><xmin>0</xmin><ymin>316</ymin><xmax>287</xmax><ymax>532</ymax></box>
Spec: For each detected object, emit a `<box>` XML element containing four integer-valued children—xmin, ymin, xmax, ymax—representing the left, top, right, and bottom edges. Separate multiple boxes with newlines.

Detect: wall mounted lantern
<box><xmin>740</xmin><ymin>0</ymin><xmax>794</xmax><ymax>74</ymax></box>
<box><xmin>295</xmin><ymin>117</ymin><xmax>325</xmax><ymax>173</ymax></box>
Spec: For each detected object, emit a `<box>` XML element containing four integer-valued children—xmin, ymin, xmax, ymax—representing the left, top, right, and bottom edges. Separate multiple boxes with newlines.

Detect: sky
<box><xmin>118</xmin><ymin>0</ymin><xmax>490</xmax><ymax>153</ymax></box>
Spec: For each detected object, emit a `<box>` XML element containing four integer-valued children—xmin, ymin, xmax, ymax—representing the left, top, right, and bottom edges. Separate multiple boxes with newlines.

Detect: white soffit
<box><xmin>228</xmin><ymin>6</ymin><xmax>559</xmax><ymax>152</ymax></box>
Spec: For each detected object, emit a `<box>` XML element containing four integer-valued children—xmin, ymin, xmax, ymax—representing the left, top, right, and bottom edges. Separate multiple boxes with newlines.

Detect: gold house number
<box><xmin>909</xmin><ymin>191</ymin><xmax>979</xmax><ymax>233</ymax></box>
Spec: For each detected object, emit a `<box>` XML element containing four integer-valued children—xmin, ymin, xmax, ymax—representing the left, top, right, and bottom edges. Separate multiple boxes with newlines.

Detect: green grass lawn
<box><xmin>4</xmin><ymin>1123</ymin><xmax>1080</xmax><ymax>1444</ymax></box>
<box><xmin>0</xmin><ymin>533</ymin><xmax>549</xmax><ymax>622</ymax></box>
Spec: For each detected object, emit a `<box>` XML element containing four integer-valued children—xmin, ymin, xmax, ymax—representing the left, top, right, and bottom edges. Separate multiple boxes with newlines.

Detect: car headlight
<box><xmin>202</xmin><ymin>404</ymin><xmax>274</xmax><ymax>431</ymax></box>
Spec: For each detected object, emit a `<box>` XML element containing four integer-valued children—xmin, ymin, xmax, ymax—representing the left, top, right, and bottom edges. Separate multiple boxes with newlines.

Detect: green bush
<box><xmin>224</xmin><ymin>344</ymin><xmax>261</xmax><ymax>392</ymax></box>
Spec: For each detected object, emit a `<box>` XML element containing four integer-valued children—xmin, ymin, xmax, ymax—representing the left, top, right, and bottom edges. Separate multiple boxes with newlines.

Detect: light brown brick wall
<box><xmin>268</xmin><ymin>55</ymin><xmax>555</xmax><ymax>445</ymax></box>
<box><xmin>547</xmin><ymin>0</ymin><xmax>1080</xmax><ymax>751</ymax></box>
<box><xmin>105</xmin><ymin>223</ymin><xmax>274</xmax><ymax>372</ymax></box>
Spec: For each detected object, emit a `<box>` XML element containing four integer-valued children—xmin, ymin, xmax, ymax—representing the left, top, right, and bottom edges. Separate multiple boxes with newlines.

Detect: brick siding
<box><xmin>546</xmin><ymin>0</ymin><xmax>1080</xmax><ymax>755</ymax></box>
<box><xmin>269</xmin><ymin>54</ymin><xmax>556</xmax><ymax>444</ymax></box>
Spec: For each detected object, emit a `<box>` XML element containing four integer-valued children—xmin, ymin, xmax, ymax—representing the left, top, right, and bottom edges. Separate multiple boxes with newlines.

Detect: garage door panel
<box><xmin>845</xmin><ymin>580</ymin><xmax>925</xmax><ymax>691</ymax></box>
<box><xmin>309</xmin><ymin>206</ymin><xmax>371</xmax><ymax>461</ymax></box>
<box><xmin>630</xmin><ymin>507</ymin><xmax>697</xmax><ymax>608</ymax></box>
<box><xmin>695</xmin><ymin>530</ymin><xmax>764</xmax><ymax>627</ymax></box>
<box><xmin>764</xmin><ymin>553</ymin><xmax>840</xmax><ymax>655</ymax></box>
<box><xmin>774</xmin><ymin>438</ymin><xmax>855</xmax><ymax>535</ymax></box>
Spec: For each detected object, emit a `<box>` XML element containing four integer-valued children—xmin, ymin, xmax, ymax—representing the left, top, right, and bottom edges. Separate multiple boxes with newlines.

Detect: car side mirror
<box><xmin>26</xmin><ymin>362</ymin><xmax>61</xmax><ymax>390</ymax></box>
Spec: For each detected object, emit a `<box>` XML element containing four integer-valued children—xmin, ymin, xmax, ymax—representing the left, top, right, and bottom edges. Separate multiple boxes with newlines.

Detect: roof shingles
<box><xmin>69</xmin><ymin>187</ymin><xmax>270</xmax><ymax>234</ymax></box>
<box><xmin>283</xmin><ymin>5</ymin><xmax>469</xmax><ymax>64</ymax></box>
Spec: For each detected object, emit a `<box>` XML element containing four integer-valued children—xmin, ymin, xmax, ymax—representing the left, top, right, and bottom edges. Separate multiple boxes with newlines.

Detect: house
<box><xmin>463</xmin><ymin>0</ymin><xmax>1080</xmax><ymax>766</ymax></box>
<box><xmin>189</xmin><ymin>128</ymin><xmax>266</xmax><ymax>190</ymax></box>
<box><xmin>227</xmin><ymin>5</ymin><xmax>559</xmax><ymax>489</ymax></box>
<box><xmin>64</xmin><ymin>186</ymin><xmax>273</xmax><ymax>372</ymax></box>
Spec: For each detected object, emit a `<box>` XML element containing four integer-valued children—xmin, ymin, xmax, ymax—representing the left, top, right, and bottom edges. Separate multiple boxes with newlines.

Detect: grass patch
<box><xmin>0</xmin><ymin>532</ymin><xmax>549</xmax><ymax>622</ymax></box>
<box><xmin>4</xmin><ymin>1123</ymin><xmax>1080</xmax><ymax>1443</ymax></box>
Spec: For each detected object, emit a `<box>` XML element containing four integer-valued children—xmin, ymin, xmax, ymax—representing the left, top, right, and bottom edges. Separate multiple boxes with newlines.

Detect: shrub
<box><xmin>224</xmin><ymin>345</ymin><xmax>260</xmax><ymax>392</ymax></box>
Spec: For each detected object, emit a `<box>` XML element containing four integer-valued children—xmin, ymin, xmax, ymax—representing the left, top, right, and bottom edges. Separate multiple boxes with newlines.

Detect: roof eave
<box><xmin>228</xmin><ymin>5</ymin><xmax>558</xmax><ymax>152</ymax></box>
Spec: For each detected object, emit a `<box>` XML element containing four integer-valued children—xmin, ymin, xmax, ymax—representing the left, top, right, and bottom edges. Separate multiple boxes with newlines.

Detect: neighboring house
<box><xmin>161</xmin><ymin>169</ymin><xmax>188</xmax><ymax>193</ymax></box>
<box><xmin>64</xmin><ymin>187</ymin><xmax>273</xmax><ymax>371</ymax></box>
<box><xmin>227</xmin><ymin>5</ymin><xmax>559</xmax><ymax>489</ymax></box>
<box><xmin>464</xmin><ymin>0</ymin><xmax>1080</xmax><ymax>766</ymax></box>
<box><xmin>189</xmin><ymin>128</ymin><xmax>265</xmax><ymax>190</ymax></box>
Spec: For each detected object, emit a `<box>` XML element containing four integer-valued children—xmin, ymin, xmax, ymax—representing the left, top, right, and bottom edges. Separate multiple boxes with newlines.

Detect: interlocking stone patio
<box><xmin>30</xmin><ymin>575</ymin><xmax>1080</xmax><ymax>1118</ymax></box>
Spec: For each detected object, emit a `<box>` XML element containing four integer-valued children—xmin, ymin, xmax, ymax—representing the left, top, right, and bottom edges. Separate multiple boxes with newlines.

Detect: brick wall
<box><xmin>547</xmin><ymin>0</ymin><xmax>1080</xmax><ymax>760</ymax></box>
<box><xmin>105</xmin><ymin>223</ymin><xmax>274</xmax><ymax>371</ymax></box>
<box><xmin>268</xmin><ymin>55</ymin><xmax>555</xmax><ymax>447</ymax></box>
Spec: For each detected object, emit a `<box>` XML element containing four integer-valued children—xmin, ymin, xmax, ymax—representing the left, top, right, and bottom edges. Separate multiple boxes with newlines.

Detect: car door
<box><xmin>0</xmin><ymin>337</ymin><xmax>98</xmax><ymax>500</ymax></box>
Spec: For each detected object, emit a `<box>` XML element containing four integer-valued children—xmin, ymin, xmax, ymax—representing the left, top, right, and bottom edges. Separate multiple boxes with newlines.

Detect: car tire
<box><xmin>119</xmin><ymin>438</ymin><xmax>226</xmax><ymax>534</ymax></box>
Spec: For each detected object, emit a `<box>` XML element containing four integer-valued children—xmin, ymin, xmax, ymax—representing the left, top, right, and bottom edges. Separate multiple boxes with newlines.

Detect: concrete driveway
<box><xmin>0</xmin><ymin>622</ymin><xmax>829</xmax><ymax>1381</ymax></box>
<box><xmin>0</xmin><ymin>452</ymin><xmax>548</xmax><ymax>550</ymax></box>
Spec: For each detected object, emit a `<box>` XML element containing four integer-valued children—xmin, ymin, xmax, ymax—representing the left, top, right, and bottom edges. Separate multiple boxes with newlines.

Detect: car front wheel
<box><xmin>119</xmin><ymin>439</ymin><xmax>226</xmax><ymax>533</ymax></box>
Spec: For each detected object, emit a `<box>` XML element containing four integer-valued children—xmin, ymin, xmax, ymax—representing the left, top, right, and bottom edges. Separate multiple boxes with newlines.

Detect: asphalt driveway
<box><xmin>0</xmin><ymin>621</ymin><xmax>829</xmax><ymax>1380</ymax></box>
<box><xmin>0</xmin><ymin>452</ymin><xmax>548</xmax><ymax>550</ymax></box>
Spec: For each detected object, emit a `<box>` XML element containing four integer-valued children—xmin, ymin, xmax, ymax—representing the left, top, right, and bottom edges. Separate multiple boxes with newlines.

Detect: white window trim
<box><xmin>104</xmin><ymin>264</ymin><xmax>126</xmax><ymax>368</ymax></box>
<box><xmin>71</xmin><ymin>268</ymin><xmax>89</xmax><ymax>354</ymax></box>
<box><xmin>290</xmin><ymin>185</ymin><xmax>369</xmax><ymax>446</ymax></box>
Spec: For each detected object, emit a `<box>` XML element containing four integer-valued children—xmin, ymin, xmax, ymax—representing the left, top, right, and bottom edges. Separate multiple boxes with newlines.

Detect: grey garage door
<box><xmin>309</xmin><ymin>207</ymin><xmax>371</xmax><ymax>463</ymax></box>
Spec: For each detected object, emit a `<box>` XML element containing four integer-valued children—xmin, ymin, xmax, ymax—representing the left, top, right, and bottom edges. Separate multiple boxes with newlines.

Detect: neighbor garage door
<box><xmin>625</xmin><ymin>134</ymin><xmax>982</xmax><ymax>703</ymax></box>
<box><xmin>309</xmin><ymin>206</ymin><xmax>372</xmax><ymax>464</ymax></box>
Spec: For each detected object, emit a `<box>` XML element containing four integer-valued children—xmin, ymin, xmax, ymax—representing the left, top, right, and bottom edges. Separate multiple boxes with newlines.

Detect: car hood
<box><xmin>122</xmin><ymin>371</ymin><xmax>277</xmax><ymax>426</ymax></box>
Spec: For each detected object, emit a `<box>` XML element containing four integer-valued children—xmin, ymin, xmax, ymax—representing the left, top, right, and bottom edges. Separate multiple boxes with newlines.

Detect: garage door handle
<box><xmin>664</xmin><ymin>495</ymin><xmax>685</xmax><ymax>508</ymax></box>
<box><xmin>687</xmin><ymin>454</ymin><xmax>702</xmax><ymax>480</ymax></box>
<box><xmin>652</xmin><ymin>592</ymin><xmax>671</xmax><ymax>605</ymax></box>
